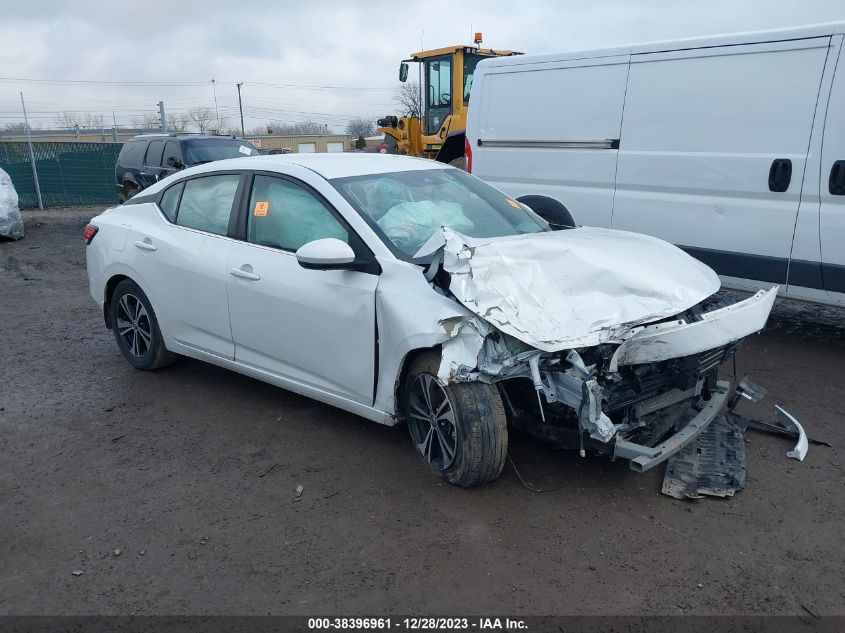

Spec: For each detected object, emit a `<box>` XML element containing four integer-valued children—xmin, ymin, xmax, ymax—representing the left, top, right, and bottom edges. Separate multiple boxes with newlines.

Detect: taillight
<box><xmin>83</xmin><ymin>224</ymin><xmax>99</xmax><ymax>245</ymax></box>
<box><xmin>465</xmin><ymin>136</ymin><xmax>473</xmax><ymax>173</ymax></box>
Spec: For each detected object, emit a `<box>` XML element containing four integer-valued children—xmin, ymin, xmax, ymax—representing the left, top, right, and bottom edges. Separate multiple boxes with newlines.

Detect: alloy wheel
<box><xmin>115</xmin><ymin>293</ymin><xmax>152</xmax><ymax>358</ymax></box>
<box><xmin>407</xmin><ymin>374</ymin><xmax>458</xmax><ymax>470</ymax></box>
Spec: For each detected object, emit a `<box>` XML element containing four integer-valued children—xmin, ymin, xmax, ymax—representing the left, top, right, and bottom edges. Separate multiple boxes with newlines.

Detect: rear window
<box><xmin>118</xmin><ymin>141</ymin><xmax>147</xmax><ymax>165</ymax></box>
<box><xmin>182</xmin><ymin>139</ymin><xmax>259</xmax><ymax>165</ymax></box>
<box><xmin>145</xmin><ymin>140</ymin><xmax>165</xmax><ymax>166</ymax></box>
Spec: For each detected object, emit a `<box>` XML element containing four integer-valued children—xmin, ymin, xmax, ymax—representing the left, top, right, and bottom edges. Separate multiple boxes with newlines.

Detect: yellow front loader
<box><xmin>377</xmin><ymin>34</ymin><xmax>520</xmax><ymax>168</ymax></box>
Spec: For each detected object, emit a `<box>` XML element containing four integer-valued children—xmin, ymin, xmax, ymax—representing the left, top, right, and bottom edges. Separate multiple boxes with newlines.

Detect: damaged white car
<box><xmin>85</xmin><ymin>154</ymin><xmax>777</xmax><ymax>487</ymax></box>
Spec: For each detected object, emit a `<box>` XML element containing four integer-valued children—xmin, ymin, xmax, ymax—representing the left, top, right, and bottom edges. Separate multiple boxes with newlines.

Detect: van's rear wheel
<box><xmin>402</xmin><ymin>352</ymin><xmax>508</xmax><ymax>487</ymax></box>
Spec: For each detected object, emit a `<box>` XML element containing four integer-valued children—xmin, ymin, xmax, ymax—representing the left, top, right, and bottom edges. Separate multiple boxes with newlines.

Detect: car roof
<box><xmin>130</xmin><ymin>134</ymin><xmax>245</xmax><ymax>142</ymax></box>
<box><xmin>179</xmin><ymin>153</ymin><xmax>451</xmax><ymax>180</ymax></box>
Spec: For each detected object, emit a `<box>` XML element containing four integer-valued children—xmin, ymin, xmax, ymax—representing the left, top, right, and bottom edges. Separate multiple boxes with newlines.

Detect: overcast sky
<box><xmin>0</xmin><ymin>0</ymin><xmax>843</xmax><ymax>134</ymax></box>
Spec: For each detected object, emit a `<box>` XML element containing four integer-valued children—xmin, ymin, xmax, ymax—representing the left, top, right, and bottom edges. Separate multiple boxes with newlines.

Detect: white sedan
<box><xmin>85</xmin><ymin>154</ymin><xmax>777</xmax><ymax>486</ymax></box>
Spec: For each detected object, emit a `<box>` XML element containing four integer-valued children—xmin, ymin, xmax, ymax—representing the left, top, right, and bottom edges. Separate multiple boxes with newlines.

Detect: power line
<box><xmin>0</xmin><ymin>77</ymin><xmax>395</xmax><ymax>91</ymax></box>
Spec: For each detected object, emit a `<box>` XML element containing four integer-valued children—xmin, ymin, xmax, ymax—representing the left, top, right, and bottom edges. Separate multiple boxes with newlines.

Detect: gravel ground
<box><xmin>1</xmin><ymin>206</ymin><xmax>844</xmax><ymax>616</ymax></box>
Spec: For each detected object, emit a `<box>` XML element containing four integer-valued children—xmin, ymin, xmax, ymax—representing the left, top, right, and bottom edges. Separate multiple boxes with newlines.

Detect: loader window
<box><xmin>463</xmin><ymin>53</ymin><xmax>484</xmax><ymax>102</ymax></box>
<box><xmin>425</xmin><ymin>56</ymin><xmax>452</xmax><ymax>135</ymax></box>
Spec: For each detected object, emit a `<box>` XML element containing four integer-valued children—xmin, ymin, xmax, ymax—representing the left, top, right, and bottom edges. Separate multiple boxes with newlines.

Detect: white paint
<box><xmin>608</xmin><ymin>287</ymin><xmax>779</xmax><ymax>371</ymax></box>
<box><xmin>437</xmin><ymin>226</ymin><xmax>720</xmax><ymax>351</ymax></box>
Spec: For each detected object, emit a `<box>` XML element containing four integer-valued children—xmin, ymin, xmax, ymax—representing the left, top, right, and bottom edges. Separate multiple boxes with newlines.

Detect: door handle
<box><xmin>768</xmin><ymin>158</ymin><xmax>792</xmax><ymax>193</ymax></box>
<box><xmin>229</xmin><ymin>267</ymin><xmax>260</xmax><ymax>281</ymax></box>
<box><xmin>830</xmin><ymin>160</ymin><xmax>845</xmax><ymax>196</ymax></box>
<box><xmin>133</xmin><ymin>240</ymin><xmax>157</xmax><ymax>252</ymax></box>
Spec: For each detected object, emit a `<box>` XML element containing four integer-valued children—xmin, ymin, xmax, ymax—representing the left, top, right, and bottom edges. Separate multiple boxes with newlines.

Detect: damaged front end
<box><xmin>423</xmin><ymin>227</ymin><xmax>779</xmax><ymax>472</ymax></box>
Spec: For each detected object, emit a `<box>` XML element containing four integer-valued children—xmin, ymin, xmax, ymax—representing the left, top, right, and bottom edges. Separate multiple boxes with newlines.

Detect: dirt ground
<box><xmin>1</xmin><ymin>206</ymin><xmax>844</xmax><ymax>616</ymax></box>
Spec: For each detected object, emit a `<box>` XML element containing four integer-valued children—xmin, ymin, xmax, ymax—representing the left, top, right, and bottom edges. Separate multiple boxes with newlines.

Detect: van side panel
<box><xmin>818</xmin><ymin>38</ymin><xmax>845</xmax><ymax>303</ymax></box>
<box><xmin>471</xmin><ymin>57</ymin><xmax>629</xmax><ymax>228</ymax></box>
<box><xmin>611</xmin><ymin>38</ymin><xmax>830</xmax><ymax>292</ymax></box>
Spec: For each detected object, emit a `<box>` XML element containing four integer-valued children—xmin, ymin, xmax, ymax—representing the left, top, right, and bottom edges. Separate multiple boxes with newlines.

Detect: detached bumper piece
<box><xmin>613</xmin><ymin>380</ymin><xmax>730</xmax><ymax>472</ymax></box>
<box><xmin>661</xmin><ymin>415</ymin><xmax>747</xmax><ymax>500</ymax></box>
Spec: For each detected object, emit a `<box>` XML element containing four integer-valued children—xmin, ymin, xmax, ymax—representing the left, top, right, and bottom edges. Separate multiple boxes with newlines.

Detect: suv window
<box><xmin>145</xmin><ymin>140</ymin><xmax>165</xmax><ymax>167</ymax></box>
<box><xmin>176</xmin><ymin>175</ymin><xmax>240</xmax><ymax>236</ymax></box>
<box><xmin>247</xmin><ymin>175</ymin><xmax>348</xmax><ymax>251</ymax></box>
<box><xmin>183</xmin><ymin>138</ymin><xmax>259</xmax><ymax>165</ymax></box>
<box><xmin>163</xmin><ymin>141</ymin><xmax>181</xmax><ymax>168</ymax></box>
<box><xmin>118</xmin><ymin>140</ymin><xmax>146</xmax><ymax>165</ymax></box>
<box><xmin>158</xmin><ymin>182</ymin><xmax>183</xmax><ymax>222</ymax></box>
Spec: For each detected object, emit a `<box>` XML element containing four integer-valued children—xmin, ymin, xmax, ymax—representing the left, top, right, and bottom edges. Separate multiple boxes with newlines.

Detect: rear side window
<box><xmin>247</xmin><ymin>175</ymin><xmax>348</xmax><ymax>251</ymax></box>
<box><xmin>176</xmin><ymin>175</ymin><xmax>240</xmax><ymax>236</ymax></box>
<box><xmin>158</xmin><ymin>182</ymin><xmax>183</xmax><ymax>222</ymax></box>
<box><xmin>145</xmin><ymin>140</ymin><xmax>165</xmax><ymax>166</ymax></box>
<box><xmin>118</xmin><ymin>141</ymin><xmax>146</xmax><ymax>165</ymax></box>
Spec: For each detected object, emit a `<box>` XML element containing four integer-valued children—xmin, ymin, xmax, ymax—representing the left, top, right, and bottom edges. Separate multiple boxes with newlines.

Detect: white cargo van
<box><xmin>466</xmin><ymin>22</ymin><xmax>845</xmax><ymax>307</ymax></box>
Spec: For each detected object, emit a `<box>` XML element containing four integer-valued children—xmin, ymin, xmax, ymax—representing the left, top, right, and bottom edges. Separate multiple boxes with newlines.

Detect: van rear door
<box><xmin>611</xmin><ymin>37</ymin><xmax>831</xmax><ymax>292</ymax></box>
<box><xmin>819</xmin><ymin>42</ymin><xmax>845</xmax><ymax>303</ymax></box>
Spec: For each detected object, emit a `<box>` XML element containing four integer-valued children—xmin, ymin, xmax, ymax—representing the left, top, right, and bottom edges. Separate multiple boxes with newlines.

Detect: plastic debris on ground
<box><xmin>662</xmin><ymin>415</ymin><xmax>747</xmax><ymax>500</ymax></box>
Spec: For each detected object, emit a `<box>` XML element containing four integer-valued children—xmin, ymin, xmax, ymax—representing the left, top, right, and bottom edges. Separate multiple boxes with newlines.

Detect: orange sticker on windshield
<box><xmin>506</xmin><ymin>199</ymin><xmax>521</xmax><ymax>209</ymax></box>
<box><xmin>253</xmin><ymin>201</ymin><xmax>269</xmax><ymax>216</ymax></box>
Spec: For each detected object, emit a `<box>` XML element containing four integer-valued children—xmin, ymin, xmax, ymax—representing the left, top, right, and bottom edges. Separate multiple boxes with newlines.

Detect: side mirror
<box><xmin>399</xmin><ymin>62</ymin><xmax>409</xmax><ymax>83</ymax></box>
<box><xmin>296</xmin><ymin>238</ymin><xmax>356</xmax><ymax>270</ymax></box>
<box><xmin>166</xmin><ymin>156</ymin><xmax>183</xmax><ymax>169</ymax></box>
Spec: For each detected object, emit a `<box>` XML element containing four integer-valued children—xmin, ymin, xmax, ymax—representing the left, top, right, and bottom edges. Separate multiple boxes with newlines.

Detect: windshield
<box><xmin>183</xmin><ymin>138</ymin><xmax>259</xmax><ymax>165</ymax></box>
<box><xmin>330</xmin><ymin>168</ymin><xmax>548</xmax><ymax>259</ymax></box>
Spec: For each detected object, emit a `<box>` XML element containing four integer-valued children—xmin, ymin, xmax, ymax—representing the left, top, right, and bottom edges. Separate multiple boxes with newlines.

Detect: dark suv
<box><xmin>115</xmin><ymin>134</ymin><xmax>259</xmax><ymax>202</ymax></box>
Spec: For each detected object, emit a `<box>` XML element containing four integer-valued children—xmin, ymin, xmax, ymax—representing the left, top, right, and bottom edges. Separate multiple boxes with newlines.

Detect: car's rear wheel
<box><xmin>402</xmin><ymin>352</ymin><xmax>508</xmax><ymax>487</ymax></box>
<box><xmin>110</xmin><ymin>280</ymin><xmax>175</xmax><ymax>371</ymax></box>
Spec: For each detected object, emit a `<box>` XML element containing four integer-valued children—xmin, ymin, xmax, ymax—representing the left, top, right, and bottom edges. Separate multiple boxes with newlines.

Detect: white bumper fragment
<box><xmin>608</xmin><ymin>287</ymin><xmax>778</xmax><ymax>372</ymax></box>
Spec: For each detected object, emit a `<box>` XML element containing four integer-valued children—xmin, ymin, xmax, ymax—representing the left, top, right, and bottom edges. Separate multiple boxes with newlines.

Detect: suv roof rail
<box><xmin>132</xmin><ymin>132</ymin><xmax>242</xmax><ymax>140</ymax></box>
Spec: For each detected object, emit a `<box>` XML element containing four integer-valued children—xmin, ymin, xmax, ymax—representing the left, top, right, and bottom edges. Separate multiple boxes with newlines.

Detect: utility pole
<box><xmin>20</xmin><ymin>92</ymin><xmax>43</xmax><ymax>209</ymax></box>
<box><xmin>112</xmin><ymin>110</ymin><xmax>118</xmax><ymax>141</ymax></box>
<box><xmin>236</xmin><ymin>82</ymin><xmax>245</xmax><ymax>138</ymax></box>
<box><xmin>211</xmin><ymin>79</ymin><xmax>219</xmax><ymax>131</ymax></box>
<box><xmin>158</xmin><ymin>101</ymin><xmax>166</xmax><ymax>133</ymax></box>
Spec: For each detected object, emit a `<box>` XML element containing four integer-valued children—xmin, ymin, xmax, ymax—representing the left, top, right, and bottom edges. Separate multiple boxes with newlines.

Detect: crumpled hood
<box><xmin>431</xmin><ymin>226</ymin><xmax>721</xmax><ymax>351</ymax></box>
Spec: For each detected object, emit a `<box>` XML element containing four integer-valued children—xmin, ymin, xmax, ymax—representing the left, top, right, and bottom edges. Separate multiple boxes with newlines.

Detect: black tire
<box><xmin>109</xmin><ymin>279</ymin><xmax>176</xmax><ymax>371</ymax></box>
<box><xmin>401</xmin><ymin>352</ymin><xmax>508</xmax><ymax>487</ymax></box>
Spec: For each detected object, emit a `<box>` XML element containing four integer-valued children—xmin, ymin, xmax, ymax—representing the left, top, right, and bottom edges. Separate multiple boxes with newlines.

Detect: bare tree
<box><xmin>132</xmin><ymin>112</ymin><xmax>161</xmax><ymax>129</ymax></box>
<box><xmin>393</xmin><ymin>81</ymin><xmax>421</xmax><ymax>119</ymax></box>
<box><xmin>345</xmin><ymin>117</ymin><xmax>376</xmax><ymax>139</ymax></box>
<box><xmin>166</xmin><ymin>113</ymin><xmax>190</xmax><ymax>132</ymax></box>
<box><xmin>187</xmin><ymin>107</ymin><xmax>216</xmax><ymax>133</ymax></box>
<box><xmin>55</xmin><ymin>111</ymin><xmax>82</xmax><ymax>130</ymax></box>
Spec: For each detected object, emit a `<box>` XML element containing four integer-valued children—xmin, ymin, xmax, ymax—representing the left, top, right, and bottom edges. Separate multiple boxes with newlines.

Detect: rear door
<box><xmin>819</xmin><ymin>42</ymin><xmax>845</xmax><ymax>302</ymax></box>
<box><xmin>128</xmin><ymin>173</ymin><xmax>243</xmax><ymax>359</ymax></box>
<box><xmin>611</xmin><ymin>37</ymin><xmax>831</xmax><ymax>291</ymax></box>
<box><xmin>226</xmin><ymin>173</ymin><xmax>378</xmax><ymax>404</ymax></box>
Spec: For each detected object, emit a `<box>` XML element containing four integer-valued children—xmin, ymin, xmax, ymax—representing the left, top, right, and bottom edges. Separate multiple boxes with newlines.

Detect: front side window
<box><xmin>163</xmin><ymin>141</ymin><xmax>181</xmax><ymax>168</ymax></box>
<box><xmin>175</xmin><ymin>174</ymin><xmax>240</xmax><ymax>236</ymax></box>
<box><xmin>247</xmin><ymin>175</ymin><xmax>348</xmax><ymax>252</ymax></box>
<box><xmin>145</xmin><ymin>140</ymin><xmax>165</xmax><ymax>166</ymax></box>
<box><xmin>331</xmin><ymin>168</ymin><xmax>547</xmax><ymax>259</ymax></box>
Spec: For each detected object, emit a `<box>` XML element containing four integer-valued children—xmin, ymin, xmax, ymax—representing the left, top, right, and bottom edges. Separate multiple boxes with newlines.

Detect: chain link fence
<box><xmin>0</xmin><ymin>141</ymin><xmax>121</xmax><ymax>208</ymax></box>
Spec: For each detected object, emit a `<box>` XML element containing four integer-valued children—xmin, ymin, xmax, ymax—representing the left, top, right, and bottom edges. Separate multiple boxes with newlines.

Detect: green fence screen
<box><xmin>0</xmin><ymin>141</ymin><xmax>122</xmax><ymax>208</ymax></box>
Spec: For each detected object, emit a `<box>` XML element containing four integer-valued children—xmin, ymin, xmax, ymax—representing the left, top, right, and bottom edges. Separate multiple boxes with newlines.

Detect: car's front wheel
<box><xmin>402</xmin><ymin>352</ymin><xmax>508</xmax><ymax>487</ymax></box>
<box><xmin>109</xmin><ymin>279</ymin><xmax>176</xmax><ymax>371</ymax></box>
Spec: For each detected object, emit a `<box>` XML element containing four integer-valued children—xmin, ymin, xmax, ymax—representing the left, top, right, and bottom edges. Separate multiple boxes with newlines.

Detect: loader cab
<box><xmin>382</xmin><ymin>39</ymin><xmax>521</xmax><ymax>164</ymax></box>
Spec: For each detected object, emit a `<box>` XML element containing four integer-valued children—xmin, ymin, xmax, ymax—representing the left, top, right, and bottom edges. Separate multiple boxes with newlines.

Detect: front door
<box><xmin>226</xmin><ymin>174</ymin><xmax>378</xmax><ymax>404</ymax></box>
